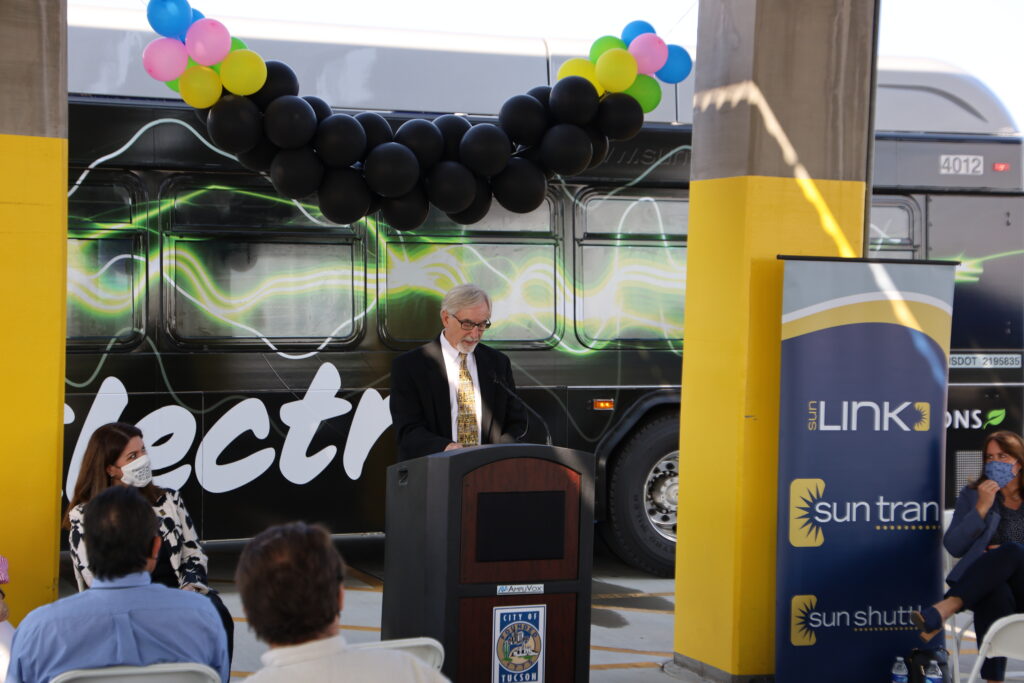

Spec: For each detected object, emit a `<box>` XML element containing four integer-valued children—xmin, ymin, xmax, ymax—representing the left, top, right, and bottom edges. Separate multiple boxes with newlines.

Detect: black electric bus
<box><xmin>63</xmin><ymin>20</ymin><xmax>1024</xmax><ymax>576</ymax></box>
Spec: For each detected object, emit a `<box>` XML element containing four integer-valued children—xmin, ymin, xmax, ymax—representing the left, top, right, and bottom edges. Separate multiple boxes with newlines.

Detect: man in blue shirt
<box><xmin>7</xmin><ymin>487</ymin><xmax>228</xmax><ymax>683</ymax></box>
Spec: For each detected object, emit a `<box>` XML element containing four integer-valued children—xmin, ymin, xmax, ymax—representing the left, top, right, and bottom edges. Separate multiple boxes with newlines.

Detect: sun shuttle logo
<box><xmin>806</xmin><ymin>400</ymin><xmax>930</xmax><ymax>432</ymax></box>
<box><xmin>789</xmin><ymin>479</ymin><xmax>825</xmax><ymax>547</ymax></box>
<box><xmin>791</xmin><ymin>595</ymin><xmax>818</xmax><ymax>646</ymax></box>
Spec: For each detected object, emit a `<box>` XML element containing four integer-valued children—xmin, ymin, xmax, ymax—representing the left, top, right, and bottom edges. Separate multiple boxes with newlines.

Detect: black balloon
<box><xmin>318</xmin><ymin>167</ymin><xmax>372</xmax><ymax>224</ymax></box>
<box><xmin>459</xmin><ymin>124</ymin><xmax>511</xmax><ymax>177</ymax></box>
<box><xmin>207</xmin><ymin>95</ymin><xmax>262</xmax><ymax>154</ymax></box>
<box><xmin>250</xmin><ymin>61</ymin><xmax>300</xmax><ymax>110</ymax></box>
<box><xmin>492</xmin><ymin>157</ymin><xmax>548</xmax><ymax>213</ymax></box>
<box><xmin>382</xmin><ymin>186</ymin><xmax>429</xmax><ymax>231</ymax></box>
<box><xmin>433</xmin><ymin>114</ymin><xmax>471</xmax><ymax>161</ymax></box>
<box><xmin>514</xmin><ymin>145</ymin><xmax>554</xmax><ymax>179</ymax></box>
<box><xmin>540</xmin><ymin>123</ymin><xmax>592</xmax><ymax>176</ymax></box>
<box><xmin>426</xmin><ymin>161</ymin><xmax>476</xmax><ymax>213</ymax></box>
<box><xmin>269</xmin><ymin>146</ymin><xmax>324</xmax><ymax>199</ymax></box>
<box><xmin>395</xmin><ymin>119</ymin><xmax>444</xmax><ymax>170</ymax></box>
<box><xmin>447</xmin><ymin>176</ymin><xmax>492</xmax><ymax>225</ymax></box>
<box><xmin>499</xmin><ymin>94</ymin><xmax>548</xmax><ymax>147</ymax></box>
<box><xmin>264</xmin><ymin>95</ymin><xmax>318</xmax><ymax>149</ymax></box>
<box><xmin>237</xmin><ymin>137</ymin><xmax>280</xmax><ymax>172</ymax></box>
<box><xmin>315</xmin><ymin>114</ymin><xmax>367</xmax><ymax>168</ymax></box>
<box><xmin>303</xmin><ymin>95</ymin><xmax>333</xmax><ymax>122</ymax></box>
<box><xmin>584</xmin><ymin>125</ymin><xmax>610</xmax><ymax>169</ymax></box>
<box><xmin>526</xmin><ymin>85</ymin><xmax>552</xmax><ymax>112</ymax></box>
<box><xmin>549</xmin><ymin>76</ymin><xmax>600</xmax><ymax>126</ymax></box>
<box><xmin>354</xmin><ymin>112</ymin><xmax>394</xmax><ymax>155</ymax></box>
<box><xmin>598</xmin><ymin>93</ymin><xmax>644</xmax><ymax>141</ymax></box>
<box><xmin>363</xmin><ymin>142</ymin><xmax>420</xmax><ymax>198</ymax></box>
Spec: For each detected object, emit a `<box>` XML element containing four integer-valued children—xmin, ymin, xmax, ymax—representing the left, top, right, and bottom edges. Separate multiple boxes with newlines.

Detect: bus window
<box><xmin>577</xmin><ymin>193</ymin><xmax>686</xmax><ymax>348</ymax></box>
<box><xmin>868</xmin><ymin>199</ymin><xmax>917</xmax><ymax>259</ymax></box>
<box><xmin>67</xmin><ymin>177</ymin><xmax>145</xmax><ymax>347</ymax></box>
<box><xmin>166</xmin><ymin>239</ymin><xmax>360</xmax><ymax>343</ymax></box>
<box><xmin>380</xmin><ymin>204</ymin><xmax>559</xmax><ymax>345</ymax></box>
<box><xmin>170</xmin><ymin>180</ymin><xmax>337</xmax><ymax>231</ymax></box>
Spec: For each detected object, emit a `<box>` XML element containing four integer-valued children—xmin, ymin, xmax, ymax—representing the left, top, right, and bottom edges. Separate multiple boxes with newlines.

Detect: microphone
<box><xmin>493</xmin><ymin>375</ymin><xmax>553</xmax><ymax>446</ymax></box>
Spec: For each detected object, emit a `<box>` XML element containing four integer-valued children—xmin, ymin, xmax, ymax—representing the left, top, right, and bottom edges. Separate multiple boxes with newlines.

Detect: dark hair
<box><xmin>236</xmin><ymin>522</ymin><xmax>346</xmax><ymax>646</ymax></box>
<box><xmin>972</xmin><ymin>430</ymin><xmax>1024</xmax><ymax>498</ymax></box>
<box><xmin>63</xmin><ymin>422</ymin><xmax>161</xmax><ymax>529</ymax></box>
<box><xmin>83</xmin><ymin>486</ymin><xmax>159</xmax><ymax>580</ymax></box>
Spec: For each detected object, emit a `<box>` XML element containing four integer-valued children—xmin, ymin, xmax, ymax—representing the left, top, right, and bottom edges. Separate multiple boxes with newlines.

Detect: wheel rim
<box><xmin>644</xmin><ymin>450</ymin><xmax>678</xmax><ymax>541</ymax></box>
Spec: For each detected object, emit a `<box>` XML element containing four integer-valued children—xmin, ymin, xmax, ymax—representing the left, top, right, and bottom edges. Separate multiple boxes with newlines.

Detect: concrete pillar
<box><xmin>672</xmin><ymin>1</ymin><xmax>876</xmax><ymax>680</ymax></box>
<box><xmin>0</xmin><ymin>0</ymin><xmax>67</xmax><ymax>622</ymax></box>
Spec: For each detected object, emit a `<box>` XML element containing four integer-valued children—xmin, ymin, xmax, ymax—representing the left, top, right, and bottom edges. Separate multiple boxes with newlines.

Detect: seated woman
<box><xmin>62</xmin><ymin>422</ymin><xmax>234</xmax><ymax>662</ymax></box>
<box><xmin>912</xmin><ymin>430</ymin><xmax>1024</xmax><ymax>683</ymax></box>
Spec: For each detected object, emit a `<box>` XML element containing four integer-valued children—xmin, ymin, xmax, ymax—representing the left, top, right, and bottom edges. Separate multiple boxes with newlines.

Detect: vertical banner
<box><xmin>776</xmin><ymin>257</ymin><xmax>956</xmax><ymax>682</ymax></box>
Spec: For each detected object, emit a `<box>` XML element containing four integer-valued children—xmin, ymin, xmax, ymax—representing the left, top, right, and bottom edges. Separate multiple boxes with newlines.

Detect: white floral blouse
<box><xmin>68</xmin><ymin>488</ymin><xmax>210</xmax><ymax>594</ymax></box>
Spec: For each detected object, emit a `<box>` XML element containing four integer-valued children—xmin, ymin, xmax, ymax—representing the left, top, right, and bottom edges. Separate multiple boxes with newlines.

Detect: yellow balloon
<box><xmin>220</xmin><ymin>49</ymin><xmax>268</xmax><ymax>96</ymax></box>
<box><xmin>179</xmin><ymin>65</ymin><xmax>222</xmax><ymax>109</ymax></box>
<box><xmin>556</xmin><ymin>57</ymin><xmax>605</xmax><ymax>95</ymax></box>
<box><xmin>595</xmin><ymin>48</ymin><xmax>638</xmax><ymax>93</ymax></box>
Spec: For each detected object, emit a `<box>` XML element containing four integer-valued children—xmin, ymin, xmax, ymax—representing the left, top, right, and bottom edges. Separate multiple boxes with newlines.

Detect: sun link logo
<box><xmin>789</xmin><ymin>478</ymin><xmax>940</xmax><ymax>547</ymax></box>
<box><xmin>806</xmin><ymin>400</ymin><xmax>930</xmax><ymax>432</ymax></box>
<box><xmin>790</xmin><ymin>594</ymin><xmax>922</xmax><ymax>647</ymax></box>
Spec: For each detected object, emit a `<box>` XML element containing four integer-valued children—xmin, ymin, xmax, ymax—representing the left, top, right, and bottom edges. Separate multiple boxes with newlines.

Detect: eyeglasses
<box><xmin>452</xmin><ymin>315</ymin><xmax>492</xmax><ymax>331</ymax></box>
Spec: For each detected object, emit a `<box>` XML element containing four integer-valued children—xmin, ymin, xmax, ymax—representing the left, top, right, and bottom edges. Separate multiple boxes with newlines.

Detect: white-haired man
<box><xmin>390</xmin><ymin>283</ymin><xmax>528</xmax><ymax>461</ymax></box>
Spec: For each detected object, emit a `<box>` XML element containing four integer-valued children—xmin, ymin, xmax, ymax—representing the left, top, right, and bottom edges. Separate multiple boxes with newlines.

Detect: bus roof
<box><xmin>67</xmin><ymin>13</ymin><xmax>1017</xmax><ymax>137</ymax></box>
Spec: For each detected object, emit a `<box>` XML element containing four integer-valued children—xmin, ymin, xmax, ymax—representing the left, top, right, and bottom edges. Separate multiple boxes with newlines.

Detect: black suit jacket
<box><xmin>390</xmin><ymin>338</ymin><xmax>528</xmax><ymax>461</ymax></box>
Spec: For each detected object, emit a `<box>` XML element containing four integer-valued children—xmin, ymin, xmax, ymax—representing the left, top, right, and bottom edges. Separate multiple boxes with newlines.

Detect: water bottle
<box><xmin>923</xmin><ymin>659</ymin><xmax>943</xmax><ymax>683</ymax></box>
<box><xmin>890</xmin><ymin>656</ymin><xmax>908</xmax><ymax>683</ymax></box>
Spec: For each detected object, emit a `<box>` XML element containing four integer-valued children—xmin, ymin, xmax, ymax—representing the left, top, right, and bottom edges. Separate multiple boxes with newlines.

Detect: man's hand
<box><xmin>444</xmin><ymin>442</ymin><xmax>463</xmax><ymax>451</ymax></box>
<box><xmin>977</xmin><ymin>479</ymin><xmax>1000</xmax><ymax>518</ymax></box>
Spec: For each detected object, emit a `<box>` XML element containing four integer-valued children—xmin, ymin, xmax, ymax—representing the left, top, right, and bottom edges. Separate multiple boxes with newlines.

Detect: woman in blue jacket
<box><xmin>913</xmin><ymin>430</ymin><xmax>1024</xmax><ymax>683</ymax></box>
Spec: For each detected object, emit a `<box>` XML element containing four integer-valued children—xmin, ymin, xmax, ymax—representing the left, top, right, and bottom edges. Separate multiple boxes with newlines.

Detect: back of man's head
<box><xmin>83</xmin><ymin>486</ymin><xmax>158</xmax><ymax>580</ymax></box>
<box><xmin>236</xmin><ymin>522</ymin><xmax>345</xmax><ymax>646</ymax></box>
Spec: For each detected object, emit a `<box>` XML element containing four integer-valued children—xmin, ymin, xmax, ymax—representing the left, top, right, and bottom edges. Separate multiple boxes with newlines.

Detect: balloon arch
<box><xmin>143</xmin><ymin>1</ymin><xmax>693</xmax><ymax>231</ymax></box>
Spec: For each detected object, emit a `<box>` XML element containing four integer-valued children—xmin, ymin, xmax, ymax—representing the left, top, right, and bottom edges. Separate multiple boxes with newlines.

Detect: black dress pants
<box><xmin>948</xmin><ymin>543</ymin><xmax>1024</xmax><ymax>681</ymax></box>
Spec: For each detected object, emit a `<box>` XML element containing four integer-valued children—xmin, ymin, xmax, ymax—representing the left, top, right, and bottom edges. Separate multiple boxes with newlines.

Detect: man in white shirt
<box><xmin>390</xmin><ymin>283</ymin><xmax>528</xmax><ymax>461</ymax></box>
<box><xmin>236</xmin><ymin>522</ymin><xmax>448</xmax><ymax>682</ymax></box>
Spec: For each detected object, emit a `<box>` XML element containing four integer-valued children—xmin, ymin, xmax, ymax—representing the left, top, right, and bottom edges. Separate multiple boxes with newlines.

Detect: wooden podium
<box><xmin>381</xmin><ymin>444</ymin><xmax>595</xmax><ymax>682</ymax></box>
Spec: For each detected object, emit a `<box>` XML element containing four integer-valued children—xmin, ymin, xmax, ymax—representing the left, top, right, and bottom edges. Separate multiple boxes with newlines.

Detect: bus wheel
<box><xmin>600</xmin><ymin>414</ymin><xmax>678</xmax><ymax>577</ymax></box>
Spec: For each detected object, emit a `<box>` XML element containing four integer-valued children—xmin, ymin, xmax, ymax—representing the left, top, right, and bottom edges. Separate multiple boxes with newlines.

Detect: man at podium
<box><xmin>390</xmin><ymin>283</ymin><xmax>527</xmax><ymax>461</ymax></box>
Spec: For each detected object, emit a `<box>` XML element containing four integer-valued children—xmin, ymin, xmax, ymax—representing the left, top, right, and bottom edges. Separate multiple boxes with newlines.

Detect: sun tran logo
<box><xmin>806</xmin><ymin>400</ymin><xmax>930</xmax><ymax>432</ymax></box>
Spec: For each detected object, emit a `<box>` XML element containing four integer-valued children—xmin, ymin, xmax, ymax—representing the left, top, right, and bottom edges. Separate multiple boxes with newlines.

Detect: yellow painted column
<box><xmin>0</xmin><ymin>1</ymin><xmax>68</xmax><ymax>622</ymax></box>
<box><xmin>672</xmin><ymin>1</ymin><xmax>877</xmax><ymax>679</ymax></box>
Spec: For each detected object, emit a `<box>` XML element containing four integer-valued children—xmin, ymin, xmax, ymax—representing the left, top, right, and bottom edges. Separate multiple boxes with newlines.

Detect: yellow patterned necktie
<box><xmin>456</xmin><ymin>352</ymin><xmax>478</xmax><ymax>446</ymax></box>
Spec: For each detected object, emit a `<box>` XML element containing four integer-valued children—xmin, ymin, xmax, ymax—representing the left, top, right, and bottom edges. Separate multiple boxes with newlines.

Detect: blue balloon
<box><xmin>175</xmin><ymin>8</ymin><xmax>205</xmax><ymax>42</ymax></box>
<box><xmin>656</xmin><ymin>45</ymin><xmax>693</xmax><ymax>84</ymax></box>
<box><xmin>147</xmin><ymin>0</ymin><xmax>193</xmax><ymax>39</ymax></box>
<box><xmin>621</xmin><ymin>20</ymin><xmax>656</xmax><ymax>46</ymax></box>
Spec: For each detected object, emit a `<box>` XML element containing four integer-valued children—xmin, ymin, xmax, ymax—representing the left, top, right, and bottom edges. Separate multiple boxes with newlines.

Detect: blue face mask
<box><xmin>985</xmin><ymin>460</ymin><xmax>1017</xmax><ymax>488</ymax></box>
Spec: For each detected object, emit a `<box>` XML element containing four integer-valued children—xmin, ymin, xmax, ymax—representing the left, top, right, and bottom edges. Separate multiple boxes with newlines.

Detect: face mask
<box><xmin>119</xmin><ymin>455</ymin><xmax>153</xmax><ymax>488</ymax></box>
<box><xmin>985</xmin><ymin>460</ymin><xmax>1017</xmax><ymax>488</ymax></box>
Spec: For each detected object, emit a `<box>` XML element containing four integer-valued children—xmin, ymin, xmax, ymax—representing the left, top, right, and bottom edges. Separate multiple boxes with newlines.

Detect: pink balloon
<box><xmin>629</xmin><ymin>33</ymin><xmax>669</xmax><ymax>75</ymax></box>
<box><xmin>142</xmin><ymin>37</ymin><xmax>188</xmax><ymax>82</ymax></box>
<box><xmin>185</xmin><ymin>18</ymin><xmax>231</xmax><ymax>66</ymax></box>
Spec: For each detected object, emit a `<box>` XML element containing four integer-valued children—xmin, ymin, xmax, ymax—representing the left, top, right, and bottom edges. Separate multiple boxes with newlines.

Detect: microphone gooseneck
<box><xmin>493</xmin><ymin>375</ymin><xmax>553</xmax><ymax>446</ymax></box>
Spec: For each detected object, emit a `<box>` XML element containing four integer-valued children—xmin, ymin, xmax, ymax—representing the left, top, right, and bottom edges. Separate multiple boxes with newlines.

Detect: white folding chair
<box><xmin>967</xmin><ymin>614</ymin><xmax>1024</xmax><ymax>683</ymax></box>
<box><xmin>49</xmin><ymin>662</ymin><xmax>220</xmax><ymax>683</ymax></box>
<box><xmin>349</xmin><ymin>636</ymin><xmax>445</xmax><ymax>671</ymax></box>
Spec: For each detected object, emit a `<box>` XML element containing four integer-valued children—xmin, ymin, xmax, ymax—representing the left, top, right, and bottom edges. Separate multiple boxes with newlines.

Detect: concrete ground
<box><xmin>58</xmin><ymin>541</ymin><xmax>1024</xmax><ymax>682</ymax></box>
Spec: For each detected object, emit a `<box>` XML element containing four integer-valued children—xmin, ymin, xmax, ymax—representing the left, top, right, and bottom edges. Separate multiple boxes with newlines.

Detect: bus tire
<box><xmin>599</xmin><ymin>414</ymin><xmax>678</xmax><ymax>577</ymax></box>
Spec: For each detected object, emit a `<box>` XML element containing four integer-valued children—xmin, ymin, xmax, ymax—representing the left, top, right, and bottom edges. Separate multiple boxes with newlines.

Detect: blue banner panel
<box><xmin>776</xmin><ymin>259</ymin><xmax>956</xmax><ymax>683</ymax></box>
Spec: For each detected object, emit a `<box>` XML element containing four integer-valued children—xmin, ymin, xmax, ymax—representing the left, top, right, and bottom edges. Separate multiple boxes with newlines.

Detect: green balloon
<box><xmin>165</xmin><ymin>78</ymin><xmax>180</xmax><ymax>93</ymax></box>
<box><xmin>624</xmin><ymin>73</ymin><xmax>662</xmax><ymax>113</ymax></box>
<box><xmin>230</xmin><ymin>37</ymin><xmax>247</xmax><ymax>52</ymax></box>
<box><xmin>589</xmin><ymin>35</ymin><xmax>627</xmax><ymax>63</ymax></box>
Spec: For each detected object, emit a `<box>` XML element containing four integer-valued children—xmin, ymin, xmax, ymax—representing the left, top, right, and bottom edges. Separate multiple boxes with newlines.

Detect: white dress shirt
<box><xmin>248</xmin><ymin>634</ymin><xmax>448</xmax><ymax>682</ymax></box>
<box><xmin>438</xmin><ymin>333</ymin><xmax>482</xmax><ymax>444</ymax></box>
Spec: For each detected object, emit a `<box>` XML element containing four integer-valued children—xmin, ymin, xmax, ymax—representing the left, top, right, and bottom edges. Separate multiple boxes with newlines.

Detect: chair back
<box><xmin>980</xmin><ymin>614</ymin><xmax>1024</xmax><ymax>659</ymax></box>
<box><xmin>49</xmin><ymin>662</ymin><xmax>220</xmax><ymax>683</ymax></box>
<box><xmin>349</xmin><ymin>636</ymin><xmax>445</xmax><ymax>671</ymax></box>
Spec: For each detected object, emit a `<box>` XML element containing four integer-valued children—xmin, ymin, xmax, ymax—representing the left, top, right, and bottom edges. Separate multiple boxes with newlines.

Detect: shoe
<box><xmin>911</xmin><ymin>606</ymin><xmax>943</xmax><ymax>642</ymax></box>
